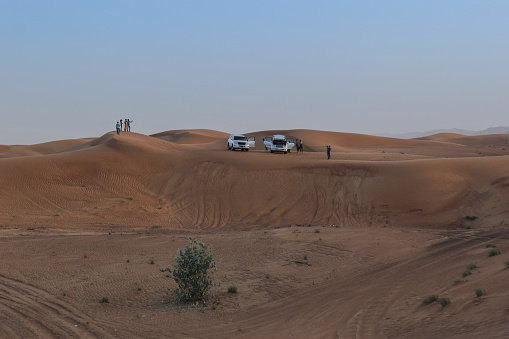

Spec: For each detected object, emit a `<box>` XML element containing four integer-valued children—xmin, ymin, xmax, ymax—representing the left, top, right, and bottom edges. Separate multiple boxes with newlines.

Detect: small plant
<box><xmin>83</xmin><ymin>253</ymin><xmax>88</xmax><ymax>259</ymax></box>
<box><xmin>486</xmin><ymin>243</ymin><xmax>496</xmax><ymax>248</ymax></box>
<box><xmin>422</xmin><ymin>294</ymin><xmax>439</xmax><ymax>305</ymax></box>
<box><xmin>465</xmin><ymin>215</ymin><xmax>477</xmax><ymax>221</ymax></box>
<box><xmin>161</xmin><ymin>238</ymin><xmax>216</xmax><ymax>303</ymax></box>
<box><xmin>99</xmin><ymin>296</ymin><xmax>109</xmax><ymax>303</ymax></box>
<box><xmin>137</xmin><ymin>287</ymin><xmax>142</xmax><ymax>291</ymax></box>
<box><xmin>127</xmin><ymin>196</ymin><xmax>134</xmax><ymax>200</ymax></box>
<box><xmin>304</xmin><ymin>254</ymin><xmax>308</xmax><ymax>260</ymax></box>
<box><xmin>475</xmin><ymin>288</ymin><xmax>485</xmax><ymax>297</ymax></box>
<box><xmin>466</xmin><ymin>263</ymin><xmax>477</xmax><ymax>270</ymax></box>
<box><xmin>462</xmin><ymin>270</ymin><xmax>471</xmax><ymax>278</ymax></box>
<box><xmin>126</xmin><ymin>259</ymin><xmax>130</xmax><ymax>263</ymax></box>
<box><xmin>149</xmin><ymin>257</ymin><xmax>155</xmax><ymax>264</ymax></box>
<box><xmin>504</xmin><ymin>260</ymin><xmax>509</xmax><ymax>268</ymax></box>
<box><xmin>55</xmin><ymin>213</ymin><xmax>61</xmax><ymax>217</ymax></box>
<box><xmin>488</xmin><ymin>249</ymin><xmax>501</xmax><ymax>257</ymax></box>
<box><xmin>438</xmin><ymin>297</ymin><xmax>450</xmax><ymax>307</ymax></box>
<box><xmin>315</xmin><ymin>229</ymin><xmax>320</xmax><ymax>233</ymax></box>
<box><xmin>62</xmin><ymin>292</ymin><xmax>67</xmax><ymax>296</ymax></box>
<box><xmin>453</xmin><ymin>278</ymin><xmax>464</xmax><ymax>284</ymax></box>
<box><xmin>265</xmin><ymin>274</ymin><xmax>270</xmax><ymax>279</ymax></box>
<box><xmin>227</xmin><ymin>286</ymin><xmax>238</xmax><ymax>294</ymax></box>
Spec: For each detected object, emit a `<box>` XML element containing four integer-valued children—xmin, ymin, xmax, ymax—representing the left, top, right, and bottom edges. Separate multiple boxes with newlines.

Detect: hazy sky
<box><xmin>1</xmin><ymin>1</ymin><xmax>508</xmax><ymax>144</ymax></box>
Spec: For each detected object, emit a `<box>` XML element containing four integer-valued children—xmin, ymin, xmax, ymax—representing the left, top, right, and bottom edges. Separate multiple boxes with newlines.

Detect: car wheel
<box><xmin>246</xmin><ymin>149</ymin><xmax>249</xmax><ymax>152</ymax></box>
<box><xmin>284</xmin><ymin>151</ymin><xmax>287</xmax><ymax>154</ymax></box>
<box><xmin>270</xmin><ymin>150</ymin><xmax>273</xmax><ymax>153</ymax></box>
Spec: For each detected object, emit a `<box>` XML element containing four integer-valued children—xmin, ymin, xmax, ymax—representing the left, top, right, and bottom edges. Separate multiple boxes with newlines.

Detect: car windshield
<box><xmin>273</xmin><ymin>140</ymin><xmax>286</xmax><ymax>145</ymax></box>
<box><xmin>234</xmin><ymin>136</ymin><xmax>247</xmax><ymax>141</ymax></box>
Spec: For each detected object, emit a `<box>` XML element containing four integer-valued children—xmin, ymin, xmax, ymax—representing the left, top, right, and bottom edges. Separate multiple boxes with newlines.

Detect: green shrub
<box><xmin>422</xmin><ymin>294</ymin><xmax>439</xmax><ymax>305</ymax></box>
<box><xmin>149</xmin><ymin>257</ymin><xmax>155</xmax><ymax>264</ymax></box>
<box><xmin>161</xmin><ymin>238</ymin><xmax>216</xmax><ymax>303</ymax></box>
<box><xmin>475</xmin><ymin>288</ymin><xmax>485</xmax><ymax>297</ymax></box>
<box><xmin>99</xmin><ymin>296</ymin><xmax>109</xmax><ymax>303</ymax></box>
<box><xmin>504</xmin><ymin>260</ymin><xmax>509</xmax><ymax>268</ymax></box>
<box><xmin>486</xmin><ymin>243</ymin><xmax>496</xmax><ymax>248</ymax></box>
<box><xmin>462</xmin><ymin>270</ymin><xmax>471</xmax><ymax>278</ymax></box>
<box><xmin>227</xmin><ymin>286</ymin><xmax>237</xmax><ymax>294</ymax></box>
<box><xmin>465</xmin><ymin>216</ymin><xmax>477</xmax><ymax>221</ymax></box>
<box><xmin>488</xmin><ymin>249</ymin><xmax>501</xmax><ymax>257</ymax></box>
<box><xmin>438</xmin><ymin>297</ymin><xmax>450</xmax><ymax>307</ymax></box>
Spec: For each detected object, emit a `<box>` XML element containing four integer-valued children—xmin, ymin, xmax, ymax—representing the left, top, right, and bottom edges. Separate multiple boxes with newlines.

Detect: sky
<box><xmin>1</xmin><ymin>1</ymin><xmax>508</xmax><ymax>144</ymax></box>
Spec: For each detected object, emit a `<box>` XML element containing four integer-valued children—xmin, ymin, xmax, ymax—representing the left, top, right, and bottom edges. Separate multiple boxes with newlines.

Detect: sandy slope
<box><xmin>0</xmin><ymin>129</ymin><xmax>508</xmax><ymax>338</ymax></box>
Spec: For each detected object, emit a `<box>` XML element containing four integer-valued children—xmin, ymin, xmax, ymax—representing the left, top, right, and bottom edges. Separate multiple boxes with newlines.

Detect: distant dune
<box><xmin>1</xmin><ymin>129</ymin><xmax>508</xmax><ymax>230</ymax></box>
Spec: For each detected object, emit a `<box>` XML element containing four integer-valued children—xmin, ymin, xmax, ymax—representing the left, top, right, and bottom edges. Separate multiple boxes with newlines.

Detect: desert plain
<box><xmin>0</xmin><ymin>128</ymin><xmax>508</xmax><ymax>338</ymax></box>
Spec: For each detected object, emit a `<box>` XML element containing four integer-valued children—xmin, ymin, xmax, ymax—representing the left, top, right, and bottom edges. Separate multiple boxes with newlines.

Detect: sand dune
<box><xmin>414</xmin><ymin>132</ymin><xmax>467</xmax><ymax>141</ymax></box>
<box><xmin>0</xmin><ymin>138</ymin><xmax>92</xmax><ymax>158</ymax></box>
<box><xmin>151</xmin><ymin>129</ymin><xmax>229</xmax><ymax>144</ymax></box>
<box><xmin>0</xmin><ymin>128</ymin><xmax>508</xmax><ymax>338</ymax></box>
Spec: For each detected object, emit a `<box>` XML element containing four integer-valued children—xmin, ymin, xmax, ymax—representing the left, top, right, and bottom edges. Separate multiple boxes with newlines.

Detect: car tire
<box><xmin>284</xmin><ymin>151</ymin><xmax>287</xmax><ymax>154</ymax></box>
<box><xmin>270</xmin><ymin>150</ymin><xmax>273</xmax><ymax>153</ymax></box>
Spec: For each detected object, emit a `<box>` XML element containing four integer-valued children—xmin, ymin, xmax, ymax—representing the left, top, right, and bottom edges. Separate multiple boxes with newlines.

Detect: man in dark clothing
<box><xmin>326</xmin><ymin>145</ymin><xmax>331</xmax><ymax>159</ymax></box>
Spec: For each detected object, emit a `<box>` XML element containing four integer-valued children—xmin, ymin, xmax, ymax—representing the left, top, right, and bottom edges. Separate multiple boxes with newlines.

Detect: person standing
<box><xmin>299</xmin><ymin>139</ymin><xmax>303</xmax><ymax>153</ymax></box>
<box><xmin>124</xmin><ymin>119</ymin><xmax>128</xmax><ymax>132</ymax></box>
<box><xmin>326</xmin><ymin>145</ymin><xmax>331</xmax><ymax>159</ymax></box>
<box><xmin>128</xmin><ymin>119</ymin><xmax>132</xmax><ymax>132</ymax></box>
<box><xmin>295</xmin><ymin>139</ymin><xmax>300</xmax><ymax>153</ymax></box>
<box><xmin>116</xmin><ymin>121</ymin><xmax>121</xmax><ymax>135</ymax></box>
<box><xmin>120</xmin><ymin>119</ymin><xmax>123</xmax><ymax>131</ymax></box>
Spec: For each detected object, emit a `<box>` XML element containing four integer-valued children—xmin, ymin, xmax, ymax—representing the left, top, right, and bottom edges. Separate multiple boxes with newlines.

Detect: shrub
<box><xmin>227</xmin><ymin>286</ymin><xmax>238</xmax><ymax>294</ymax></box>
<box><xmin>149</xmin><ymin>257</ymin><xmax>155</xmax><ymax>264</ymax></box>
<box><xmin>99</xmin><ymin>296</ymin><xmax>109</xmax><ymax>303</ymax></box>
<box><xmin>465</xmin><ymin>216</ymin><xmax>477</xmax><ymax>221</ymax></box>
<box><xmin>505</xmin><ymin>260</ymin><xmax>509</xmax><ymax>268</ymax></box>
<box><xmin>422</xmin><ymin>294</ymin><xmax>439</xmax><ymax>305</ymax></box>
<box><xmin>466</xmin><ymin>263</ymin><xmax>477</xmax><ymax>270</ymax></box>
<box><xmin>475</xmin><ymin>288</ymin><xmax>485</xmax><ymax>297</ymax></box>
<box><xmin>304</xmin><ymin>254</ymin><xmax>308</xmax><ymax>260</ymax></box>
<box><xmin>161</xmin><ymin>238</ymin><xmax>216</xmax><ymax>303</ymax></box>
<box><xmin>462</xmin><ymin>270</ymin><xmax>471</xmax><ymax>278</ymax></box>
<box><xmin>488</xmin><ymin>249</ymin><xmax>501</xmax><ymax>257</ymax></box>
<box><xmin>438</xmin><ymin>298</ymin><xmax>450</xmax><ymax>307</ymax></box>
<box><xmin>486</xmin><ymin>243</ymin><xmax>496</xmax><ymax>248</ymax></box>
<box><xmin>315</xmin><ymin>229</ymin><xmax>320</xmax><ymax>233</ymax></box>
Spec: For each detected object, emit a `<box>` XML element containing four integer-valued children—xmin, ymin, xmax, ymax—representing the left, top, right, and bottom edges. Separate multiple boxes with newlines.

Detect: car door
<box><xmin>248</xmin><ymin>136</ymin><xmax>255</xmax><ymax>148</ymax></box>
<box><xmin>263</xmin><ymin>136</ymin><xmax>272</xmax><ymax>149</ymax></box>
<box><xmin>287</xmin><ymin>138</ymin><xmax>295</xmax><ymax>151</ymax></box>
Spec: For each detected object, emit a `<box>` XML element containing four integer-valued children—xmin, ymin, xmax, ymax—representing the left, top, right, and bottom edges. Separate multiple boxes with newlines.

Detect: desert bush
<box><xmin>438</xmin><ymin>297</ymin><xmax>450</xmax><ymax>307</ymax></box>
<box><xmin>466</xmin><ymin>263</ymin><xmax>477</xmax><ymax>270</ymax></box>
<box><xmin>488</xmin><ymin>249</ymin><xmax>501</xmax><ymax>257</ymax></box>
<box><xmin>465</xmin><ymin>215</ymin><xmax>477</xmax><ymax>221</ymax></box>
<box><xmin>161</xmin><ymin>238</ymin><xmax>216</xmax><ymax>303</ymax></box>
<box><xmin>485</xmin><ymin>243</ymin><xmax>496</xmax><ymax>248</ymax></box>
<box><xmin>475</xmin><ymin>288</ymin><xmax>485</xmax><ymax>297</ymax></box>
<box><xmin>462</xmin><ymin>270</ymin><xmax>471</xmax><ymax>278</ymax></box>
<box><xmin>422</xmin><ymin>294</ymin><xmax>439</xmax><ymax>305</ymax></box>
<box><xmin>149</xmin><ymin>257</ymin><xmax>155</xmax><ymax>264</ymax></box>
<box><xmin>505</xmin><ymin>260</ymin><xmax>509</xmax><ymax>268</ymax></box>
<box><xmin>227</xmin><ymin>286</ymin><xmax>238</xmax><ymax>294</ymax></box>
<box><xmin>99</xmin><ymin>296</ymin><xmax>109</xmax><ymax>303</ymax></box>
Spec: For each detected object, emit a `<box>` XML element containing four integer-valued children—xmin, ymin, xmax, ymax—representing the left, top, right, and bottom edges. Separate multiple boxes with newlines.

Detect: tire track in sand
<box><xmin>0</xmin><ymin>274</ymin><xmax>110</xmax><ymax>338</ymax></box>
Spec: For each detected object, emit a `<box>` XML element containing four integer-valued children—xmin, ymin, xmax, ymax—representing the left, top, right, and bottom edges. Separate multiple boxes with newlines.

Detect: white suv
<box><xmin>228</xmin><ymin>134</ymin><xmax>255</xmax><ymax>151</ymax></box>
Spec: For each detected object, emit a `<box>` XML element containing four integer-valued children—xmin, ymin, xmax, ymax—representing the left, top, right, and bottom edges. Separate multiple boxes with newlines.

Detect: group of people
<box><xmin>295</xmin><ymin>139</ymin><xmax>304</xmax><ymax>153</ymax></box>
<box><xmin>115</xmin><ymin>119</ymin><xmax>133</xmax><ymax>135</ymax></box>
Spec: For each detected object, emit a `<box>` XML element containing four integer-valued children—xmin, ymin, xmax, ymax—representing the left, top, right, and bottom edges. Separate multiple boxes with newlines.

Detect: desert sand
<box><xmin>0</xmin><ymin>129</ymin><xmax>508</xmax><ymax>338</ymax></box>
